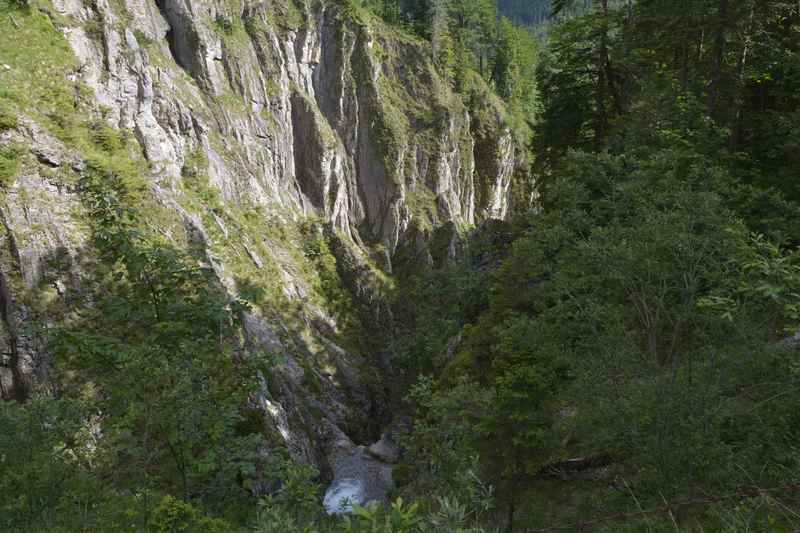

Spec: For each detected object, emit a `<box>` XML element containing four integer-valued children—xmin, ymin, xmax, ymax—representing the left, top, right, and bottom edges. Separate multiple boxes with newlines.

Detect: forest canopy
<box><xmin>1</xmin><ymin>0</ymin><xmax>799</xmax><ymax>531</ymax></box>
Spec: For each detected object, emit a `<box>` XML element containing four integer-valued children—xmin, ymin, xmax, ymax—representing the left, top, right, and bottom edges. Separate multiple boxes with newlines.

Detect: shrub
<box><xmin>150</xmin><ymin>496</ymin><xmax>230</xmax><ymax>533</ymax></box>
<box><xmin>0</xmin><ymin>144</ymin><xmax>23</xmax><ymax>184</ymax></box>
<box><xmin>0</xmin><ymin>107</ymin><xmax>17</xmax><ymax>131</ymax></box>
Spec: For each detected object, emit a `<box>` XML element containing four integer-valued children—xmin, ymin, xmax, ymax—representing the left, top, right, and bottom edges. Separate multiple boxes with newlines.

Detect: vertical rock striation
<box><xmin>0</xmin><ymin>0</ymin><xmax>525</xmax><ymax>481</ymax></box>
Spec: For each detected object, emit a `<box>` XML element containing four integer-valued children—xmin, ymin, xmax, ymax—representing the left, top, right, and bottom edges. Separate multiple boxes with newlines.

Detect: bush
<box><xmin>343</xmin><ymin>498</ymin><xmax>423</xmax><ymax>533</ymax></box>
<box><xmin>214</xmin><ymin>15</ymin><xmax>235</xmax><ymax>35</ymax></box>
<box><xmin>150</xmin><ymin>496</ymin><xmax>230</xmax><ymax>533</ymax></box>
<box><xmin>0</xmin><ymin>144</ymin><xmax>23</xmax><ymax>184</ymax></box>
<box><xmin>0</xmin><ymin>107</ymin><xmax>17</xmax><ymax>131</ymax></box>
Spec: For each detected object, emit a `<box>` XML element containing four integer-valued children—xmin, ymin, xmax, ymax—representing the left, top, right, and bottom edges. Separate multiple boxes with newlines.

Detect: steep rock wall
<box><xmin>0</xmin><ymin>0</ymin><xmax>523</xmax><ymax>478</ymax></box>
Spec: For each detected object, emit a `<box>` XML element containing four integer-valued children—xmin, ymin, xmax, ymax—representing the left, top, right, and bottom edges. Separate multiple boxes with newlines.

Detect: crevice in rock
<box><xmin>2</xmin><ymin>222</ymin><xmax>22</xmax><ymax>273</ymax></box>
<box><xmin>164</xmin><ymin>25</ymin><xmax>182</xmax><ymax>69</ymax></box>
<box><xmin>153</xmin><ymin>0</ymin><xmax>194</xmax><ymax>77</ymax></box>
<box><xmin>0</xmin><ymin>269</ymin><xmax>26</xmax><ymax>402</ymax></box>
<box><xmin>0</xmin><ymin>210</ymin><xmax>26</xmax><ymax>402</ymax></box>
<box><xmin>290</xmin><ymin>91</ymin><xmax>326</xmax><ymax>210</ymax></box>
<box><xmin>86</xmin><ymin>2</ymin><xmax>111</xmax><ymax>75</ymax></box>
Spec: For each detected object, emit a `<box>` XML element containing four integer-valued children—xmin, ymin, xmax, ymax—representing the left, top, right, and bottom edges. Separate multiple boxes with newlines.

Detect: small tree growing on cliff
<box><xmin>49</xmin><ymin>163</ymin><xmax>269</xmax><ymax>527</ymax></box>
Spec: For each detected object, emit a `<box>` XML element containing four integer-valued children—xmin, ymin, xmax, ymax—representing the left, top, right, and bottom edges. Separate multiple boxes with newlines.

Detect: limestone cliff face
<box><xmin>55</xmin><ymin>0</ymin><xmax>518</xmax><ymax>247</ymax></box>
<box><xmin>0</xmin><ymin>0</ymin><xmax>523</xmax><ymax>476</ymax></box>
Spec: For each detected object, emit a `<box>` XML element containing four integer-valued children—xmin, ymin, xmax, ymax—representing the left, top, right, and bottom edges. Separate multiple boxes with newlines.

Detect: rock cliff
<box><xmin>0</xmin><ymin>0</ymin><xmax>524</xmax><ymax>483</ymax></box>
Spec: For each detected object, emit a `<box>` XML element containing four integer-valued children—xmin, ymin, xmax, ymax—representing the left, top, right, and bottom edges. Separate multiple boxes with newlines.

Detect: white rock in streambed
<box><xmin>323</xmin><ymin>441</ymin><xmax>394</xmax><ymax>515</ymax></box>
<box><xmin>323</xmin><ymin>477</ymin><xmax>364</xmax><ymax>514</ymax></box>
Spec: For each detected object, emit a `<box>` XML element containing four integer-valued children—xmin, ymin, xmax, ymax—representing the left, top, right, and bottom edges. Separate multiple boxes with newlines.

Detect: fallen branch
<box><xmin>537</xmin><ymin>455</ymin><xmax>615</xmax><ymax>478</ymax></box>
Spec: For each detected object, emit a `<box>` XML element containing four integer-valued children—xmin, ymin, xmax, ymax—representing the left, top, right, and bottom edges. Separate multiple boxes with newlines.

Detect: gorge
<box><xmin>3</xmin><ymin>0</ymin><xmax>800</xmax><ymax>531</ymax></box>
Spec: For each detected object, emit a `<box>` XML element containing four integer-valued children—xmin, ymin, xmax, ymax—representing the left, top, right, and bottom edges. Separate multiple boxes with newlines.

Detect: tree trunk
<box><xmin>594</xmin><ymin>0</ymin><xmax>610</xmax><ymax>144</ymax></box>
<box><xmin>506</xmin><ymin>471</ymin><xmax>517</xmax><ymax>532</ymax></box>
<box><xmin>708</xmin><ymin>0</ymin><xmax>729</xmax><ymax>119</ymax></box>
<box><xmin>731</xmin><ymin>1</ymin><xmax>756</xmax><ymax>149</ymax></box>
<box><xmin>679</xmin><ymin>0</ymin><xmax>690</xmax><ymax>91</ymax></box>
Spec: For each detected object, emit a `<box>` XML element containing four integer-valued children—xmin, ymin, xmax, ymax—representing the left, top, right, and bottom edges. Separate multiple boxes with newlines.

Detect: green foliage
<box><xmin>262</xmin><ymin>0</ymin><xmax>304</xmax><ymax>31</ymax></box>
<box><xmin>394</xmin><ymin>2</ymin><xmax>800</xmax><ymax>527</ymax></box>
<box><xmin>0</xmin><ymin>104</ymin><xmax>17</xmax><ymax>131</ymax></box>
<box><xmin>151</xmin><ymin>496</ymin><xmax>230</xmax><ymax>533</ymax></box>
<box><xmin>3</xmin><ymin>0</ymin><xmax>800</xmax><ymax>532</ymax></box>
<box><xmin>424</xmin><ymin>495</ymin><xmax>489</xmax><ymax>533</ymax></box>
<box><xmin>535</xmin><ymin>0</ymin><xmax>800</xmax><ymax>201</ymax></box>
<box><xmin>269</xmin><ymin>460</ymin><xmax>324</xmax><ymax>524</ymax></box>
<box><xmin>181</xmin><ymin>148</ymin><xmax>222</xmax><ymax>209</ymax></box>
<box><xmin>343</xmin><ymin>498</ymin><xmax>422</xmax><ymax>533</ymax></box>
<box><xmin>0</xmin><ymin>396</ymin><xmax>98</xmax><ymax>531</ymax></box>
<box><xmin>497</xmin><ymin>0</ymin><xmax>552</xmax><ymax>27</ymax></box>
<box><xmin>487</xmin><ymin>18</ymin><xmax>540</xmax><ymax>142</ymax></box>
<box><xmin>0</xmin><ymin>143</ymin><xmax>23</xmax><ymax>184</ymax></box>
<box><xmin>214</xmin><ymin>14</ymin><xmax>235</xmax><ymax>35</ymax></box>
<box><xmin>89</xmin><ymin>120</ymin><xmax>126</xmax><ymax>153</ymax></box>
<box><xmin>0</xmin><ymin>7</ymin><xmax>285</xmax><ymax>526</ymax></box>
<box><xmin>0</xmin><ymin>0</ymin><xmax>147</xmax><ymax>188</ymax></box>
<box><xmin>353</xmin><ymin>0</ymin><xmax>538</xmax><ymax>108</ymax></box>
<box><xmin>301</xmin><ymin>221</ymin><xmax>361</xmax><ymax>327</ymax></box>
<box><xmin>133</xmin><ymin>28</ymin><xmax>153</xmax><ymax>47</ymax></box>
<box><xmin>403</xmin><ymin>109</ymin><xmax>800</xmax><ymax>530</ymax></box>
<box><xmin>700</xmin><ymin>229</ymin><xmax>800</xmax><ymax>334</ymax></box>
<box><xmin>534</xmin><ymin>8</ymin><xmax>621</xmax><ymax>169</ymax></box>
<box><xmin>250</xmin><ymin>455</ymin><xmax>327</xmax><ymax>533</ymax></box>
<box><xmin>45</xmin><ymin>151</ymin><xmax>297</xmax><ymax>529</ymax></box>
<box><xmin>84</xmin><ymin>15</ymin><xmax>106</xmax><ymax>42</ymax></box>
<box><xmin>48</xmin><ymin>162</ymin><xmax>269</xmax><ymax>524</ymax></box>
<box><xmin>391</xmin><ymin>222</ymin><xmax>508</xmax><ymax>382</ymax></box>
<box><xmin>400</xmin><ymin>377</ymin><xmax>494</xmax><ymax>506</ymax></box>
<box><xmin>0</xmin><ymin>0</ymin><xmax>79</xmax><ymax>136</ymax></box>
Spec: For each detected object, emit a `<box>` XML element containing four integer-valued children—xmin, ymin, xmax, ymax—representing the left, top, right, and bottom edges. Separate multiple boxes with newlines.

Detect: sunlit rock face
<box><xmin>51</xmin><ymin>0</ymin><xmax>520</xmax><ymax>253</ymax></box>
<box><xmin>0</xmin><ymin>0</ymin><xmax>524</xmax><ymax>501</ymax></box>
